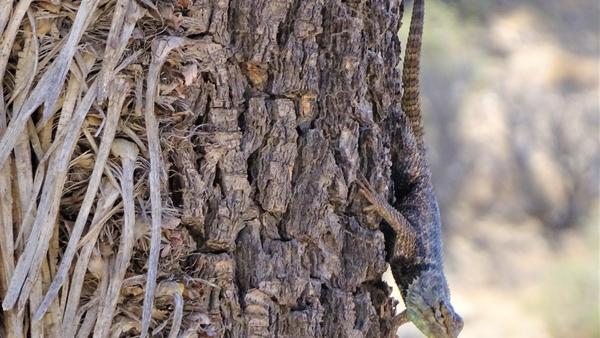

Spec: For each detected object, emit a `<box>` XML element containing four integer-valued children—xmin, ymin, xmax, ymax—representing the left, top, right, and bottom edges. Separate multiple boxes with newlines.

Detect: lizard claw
<box><xmin>354</xmin><ymin>173</ymin><xmax>369</xmax><ymax>190</ymax></box>
<box><xmin>363</xmin><ymin>205</ymin><xmax>377</xmax><ymax>212</ymax></box>
<box><xmin>355</xmin><ymin>173</ymin><xmax>380</xmax><ymax>207</ymax></box>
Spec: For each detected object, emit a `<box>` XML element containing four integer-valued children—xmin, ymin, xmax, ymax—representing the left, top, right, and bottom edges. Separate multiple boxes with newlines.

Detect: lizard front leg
<box><xmin>356</xmin><ymin>175</ymin><xmax>420</xmax><ymax>335</ymax></box>
<box><xmin>356</xmin><ymin>175</ymin><xmax>418</xmax><ymax>248</ymax></box>
<box><xmin>388</xmin><ymin>310</ymin><xmax>410</xmax><ymax>338</ymax></box>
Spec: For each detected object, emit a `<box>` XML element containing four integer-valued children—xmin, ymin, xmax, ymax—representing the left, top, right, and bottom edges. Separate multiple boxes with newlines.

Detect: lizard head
<box><xmin>404</xmin><ymin>267</ymin><xmax>463</xmax><ymax>338</ymax></box>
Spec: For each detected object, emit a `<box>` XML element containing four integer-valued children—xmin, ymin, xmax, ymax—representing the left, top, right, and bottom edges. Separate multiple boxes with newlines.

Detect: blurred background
<box><xmin>392</xmin><ymin>1</ymin><xmax>599</xmax><ymax>337</ymax></box>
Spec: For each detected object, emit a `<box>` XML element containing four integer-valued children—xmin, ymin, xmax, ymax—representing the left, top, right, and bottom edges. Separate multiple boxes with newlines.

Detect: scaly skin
<box><xmin>402</xmin><ymin>0</ymin><xmax>425</xmax><ymax>150</ymax></box>
<box><xmin>357</xmin><ymin>1</ymin><xmax>463</xmax><ymax>337</ymax></box>
<box><xmin>358</xmin><ymin>174</ymin><xmax>462</xmax><ymax>338</ymax></box>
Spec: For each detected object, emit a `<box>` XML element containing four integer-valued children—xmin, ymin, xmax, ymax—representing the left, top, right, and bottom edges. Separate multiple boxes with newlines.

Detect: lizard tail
<box><xmin>401</xmin><ymin>0</ymin><xmax>425</xmax><ymax>148</ymax></box>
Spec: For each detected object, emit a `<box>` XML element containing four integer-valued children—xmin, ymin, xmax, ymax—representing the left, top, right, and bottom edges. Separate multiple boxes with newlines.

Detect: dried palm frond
<box><xmin>0</xmin><ymin>1</ymin><xmax>204</xmax><ymax>336</ymax></box>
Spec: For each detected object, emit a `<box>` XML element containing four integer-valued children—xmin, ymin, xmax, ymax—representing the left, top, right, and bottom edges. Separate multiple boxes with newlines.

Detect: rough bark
<box><xmin>174</xmin><ymin>0</ymin><xmax>406</xmax><ymax>336</ymax></box>
<box><xmin>0</xmin><ymin>0</ymin><xmax>408</xmax><ymax>336</ymax></box>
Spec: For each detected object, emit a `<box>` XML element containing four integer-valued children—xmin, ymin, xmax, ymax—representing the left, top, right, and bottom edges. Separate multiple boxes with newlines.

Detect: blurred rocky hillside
<box><xmin>394</xmin><ymin>1</ymin><xmax>599</xmax><ymax>337</ymax></box>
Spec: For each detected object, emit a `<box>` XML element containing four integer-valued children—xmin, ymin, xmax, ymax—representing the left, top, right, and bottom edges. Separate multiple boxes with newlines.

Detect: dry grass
<box><xmin>0</xmin><ymin>2</ymin><xmax>202</xmax><ymax>336</ymax></box>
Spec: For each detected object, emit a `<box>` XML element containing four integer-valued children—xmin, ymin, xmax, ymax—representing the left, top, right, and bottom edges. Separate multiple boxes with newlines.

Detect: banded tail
<box><xmin>401</xmin><ymin>0</ymin><xmax>425</xmax><ymax>148</ymax></box>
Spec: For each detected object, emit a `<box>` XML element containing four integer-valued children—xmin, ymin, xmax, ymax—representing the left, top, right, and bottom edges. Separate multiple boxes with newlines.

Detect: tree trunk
<box><xmin>0</xmin><ymin>0</ymin><xmax>406</xmax><ymax>336</ymax></box>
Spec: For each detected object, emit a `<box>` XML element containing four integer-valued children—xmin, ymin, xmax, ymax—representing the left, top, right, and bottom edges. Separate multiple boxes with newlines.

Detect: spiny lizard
<box><xmin>357</xmin><ymin>0</ymin><xmax>463</xmax><ymax>337</ymax></box>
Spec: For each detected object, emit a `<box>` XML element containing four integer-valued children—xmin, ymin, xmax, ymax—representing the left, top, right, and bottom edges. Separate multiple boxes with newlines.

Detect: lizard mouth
<box><xmin>406</xmin><ymin>304</ymin><xmax>453</xmax><ymax>338</ymax></box>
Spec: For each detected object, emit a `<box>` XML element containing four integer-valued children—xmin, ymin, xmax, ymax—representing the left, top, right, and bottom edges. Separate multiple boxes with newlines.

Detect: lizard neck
<box><xmin>401</xmin><ymin>265</ymin><xmax>463</xmax><ymax>338</ymax></box>
<box><xmin>389</xmin><ymin>256</ymin><xmax>432</xmax><ymax>299</ymax></box>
